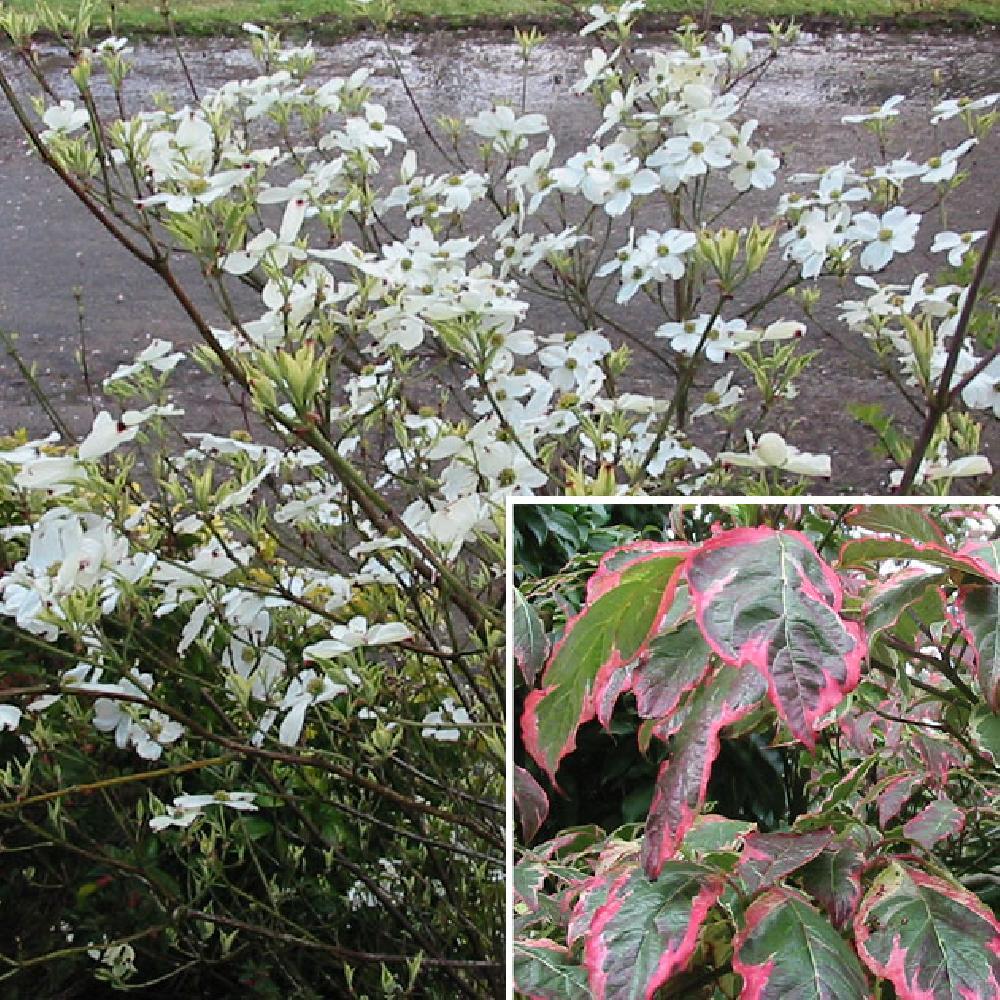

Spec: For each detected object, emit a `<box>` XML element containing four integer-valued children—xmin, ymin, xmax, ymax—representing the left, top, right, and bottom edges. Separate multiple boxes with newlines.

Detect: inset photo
<box><xmin>509</xmin><ymin>500</ymin><xmax>1000</xmax><ymax>999</ymax></box>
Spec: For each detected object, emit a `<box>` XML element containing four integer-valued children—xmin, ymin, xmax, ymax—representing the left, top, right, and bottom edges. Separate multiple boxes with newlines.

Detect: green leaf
<box><xmin>512</xmin><ymin>587</ymin><xmax>548</xmax><ymax>687</ymax></box>
<box><xmin>845</xmin><ymin>504</ymin><xmax>945</xmax><ymax>544</ymax></box>
<box><xmin>583</xmin><ymin>864</ymin><xmax>723</xmax><ymax>1000</ymax></box>
<box><xmin>854</xmin><ymin>862</ymin><xmax>1000</xmax><ymax>998</ymax></box>
<box><xmin>840</xmin><ymin>537</ymin><xmax>998</xmax><ymax>581</ymax></box>
<box><xmin>734</xmin><ymin>887</ymin><xmax>868</xmax><ymax>999</ymax></box>
<box><xmin>970</xmin><ymin>705</ymin><xmax>1000</xmax><ymax>766</ymax></box>
<box><xmin>956</xmin><ymin>581</ymin><xmax>1000</xmax><ymax>713</ymax></box>
<box><xmin>522</xmin><ymin>542</ymin><xmax>689</xmax><ymax>783</ymax></box>
<box><xmin>687</xmin><ymin>526</ymin><xmax>865</xmax><ymax>748</ymax></box>
<box><xmin>512</xmin><ymin>939</ymin><xmax>590</xmax><ymax>999</ymax></box>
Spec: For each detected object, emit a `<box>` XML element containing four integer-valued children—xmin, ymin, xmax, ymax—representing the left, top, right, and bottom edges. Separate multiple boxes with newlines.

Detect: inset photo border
<box><xmin>506</xmin><ymin>496</ymin><xmax>1000</xmax><ymax>1000</ymax></box>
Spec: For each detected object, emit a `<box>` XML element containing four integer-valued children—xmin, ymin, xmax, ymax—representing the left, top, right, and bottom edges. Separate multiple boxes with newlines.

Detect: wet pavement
<box><xmin>0</xmin><ymin>28</ymin><xmax>998</xmax><ymax>490</ymax></box>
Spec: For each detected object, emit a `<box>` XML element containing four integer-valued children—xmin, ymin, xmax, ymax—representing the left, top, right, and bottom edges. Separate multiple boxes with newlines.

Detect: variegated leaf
<box><xmin>798</xmin><ymin>838</ymin><xmax>865</xmax><ymax>930</ymax></box>
<box><xmin>641</xmin><ymin>665</ymin><xmax>767</xmax><ymax>878</ymax></box>
<box><xmin>686</xmin><ymin>527</ymin><xmax>866</xmax><ymax>748</ymax></box>
<box><xmin>513</xmin><ymin>587</ymin><xmax>548</xmax><ymax>687</ymax></box>
<box><xmin>513</xmin><ymin>938</ymin><xmax>590</xmax><ymax>1000</ymax></box>
<box><xmin>956</xmin><ymin>581</ymin><xmax>1000</xmax><ymax>713</ymax></box>
<box><xmin>521</xmin><ymin>542</ymin><xmax>689</xmax><ymax>783</ymax></box>
<box><xmin>583</xmin><ymin>864</ymin><xmax>723</xmax><ymax>1000</ymax></box>
<box><xmin>632</xmin><ymin>619</ymin><xmax>713</xmax><ymax>721</ymax></box>
<box><xmin>734</xmin><ymin>887</ymin><xmax>868</xmax><ymax>1000</ymax></box>
<box><xmin>901</xmin><ymin>797</ymin><xmax>964</xmax><ymax>851</ymax></box>
<box><xmin>854</xmin><ymin>862</ymin><xmax>1000</xmax><ymax>999</ymax></box>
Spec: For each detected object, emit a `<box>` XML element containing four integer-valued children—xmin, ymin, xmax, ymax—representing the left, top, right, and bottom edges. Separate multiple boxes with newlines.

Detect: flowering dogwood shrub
<box><xmin>513</xmin><ymin>503</ymin><xmax>1000</xmax><ymax>998</ymax></box>
<box><xmin>0</xmin><ymin>0</ymin><xmax>998</xmax><ymax>991</ymax></box>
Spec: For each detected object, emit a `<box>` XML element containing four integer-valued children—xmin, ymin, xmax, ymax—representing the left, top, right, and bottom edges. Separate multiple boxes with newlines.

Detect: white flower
<box><xmin>729</xmin><ymin>143</ymin><xmax>779</xmax><ymax>192</ymax></box>
<box><xmin>41</xmin><ymin>100</ymin><xmax>89</xmax><ymax>137</ymax></box>
<box><xmin>842</xmin><ymin>94</ymin><xmax>904</xmax><ymax>124</ymax></box>
<box><xmin>150</xmin><ymin>790</ymin><xmax>258</xmax><ymax>831</ymax></box>
<box><xmin>303</xmin><ymin>616</ymin><xmax>412</xmax><ymax>660</ymax></box>
<box><xmin>467</xmin><ymin>105</ymin><xmax>547</xmax><ymax>155</ymax></box>
<box><xmin>104</xmin><ymin>339</ymin><xmax>184</xmax><ymax>385</ymax></box>
<box><xmin>277</xmin><ymin>669</ymin><xmax>351</xmax><ymax>746</ymax></box>
<box><xmin>718</xmin><ymin>431</ymin><xmax>831</xmax><ymax>478</ymax></box>
<box><xmin>580</xmin><ymin>1</ymin><xmax>643</xmax><ymax>35</ymax></box>
<box><xmin>77</xmin><ymin>411</ymin><xmax>146</xmax><ymax>461</ymax></box>
<box><xmin>174</xmin><ymin>790</ymin><xmax>258</xmax><ymax>812</ymax></box>
<box><xmin>0</xmin><ymin>705</ymin><xmax>21</xmax><ymax>731</ymax></box>
<box><xmin>930</xmin><ymin>229</ymin><xmax>987</xmax><ymax>267</ymax></box>
<box><xmin>648</xmin><ymin>120</ymin><xmax>731</xmax><ymax>182</ymax></box>
<box><xmin>129</xmin><ymin>710</ymin><xmax>185</xmax><ymax>761</ymax></box>
<box><xmin>920</xmin><ymin>138</ymin><xmax>976</xmax><ymax>185</ymax></box>
<box><xmin>848</xmin><ymin>206</ymin><xmax>921</xmax><ymax>271</ymax></box>
<box><xmin>930</xmin><ymin>93</ymin><xmax>999</xmax><ymax>124</ymax></box>
<box><xmin>221</xmin><ymin>197</ymin><xmax>308</xmax><ymax>275</ymax></box>
<box><xmin>149</xmin><ymin>806</ymin><xmax>201</xmax><ymax>832</ymax></box>
<box><xmin>691</xmin><ymin>372</ymin><xmax>743</xmax><ymax>418</ymax></box>
<box><xmin>961</xmin><ymin>356</ymin><xmax>1000</xmax><ymax>417</ymax></box>
<box><xmin>421</xmin><ymin>697</ymin><xmax>472</xmax><ymax>742</ymax></box>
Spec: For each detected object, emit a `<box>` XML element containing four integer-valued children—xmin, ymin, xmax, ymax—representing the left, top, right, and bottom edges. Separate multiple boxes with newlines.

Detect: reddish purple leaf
<box><xmin>686</xmin><ymin>526</ymin><xmax>866</xmax><ymax>748</ymax></box>
<box><xmin>632</xmin><ymin>619</ymin><xmax>713</xmax><ymax>721</ymax></box>
<box><xmin>583</xmin><ymin>864</ymin><xmax>723</xmax><ymax>1000</ymax></box>
<box><xmin>902</xmin><ymin>797</ymin><xmax>965</xmax><ymax>851</ymax></box>
<box><xmin>641</xmin><ymin>665</ymin><xmax>767</xmax><ymax>879</ymax></box>
<box><xmin>514</xmin><ymin>765</ymin><xmax>550</xmax><ymax>844</ymax></box>
<box><xmin>734</xmin><ymin>887</ymin><xmax>868</xmax><ymax>1000</ymax></box>
<box><xmin>521</xmin><ymin>542</ymin><xmax>689</xmax><ymax>784</ymax></box>
<box><xmin>737</xmin><ymin>829</ymin><xmax>834</xmax><ymax>894</ymax></box>
<box><xmin>854</xmin><ymin>862</ymin><xmax>1000</xmax><ymax>999</ymax></box>
<box><xmin>876</xmin><ymin>772</ymin><xmax>922</xmax><ymax>829</ymax></box>
<box><xmin>568</xmin><ymin>873</ymin><xmax>616</xmax><ymax>946</ymax></box>
<box><xmin>864</xmin><ymin>566</ymin><xmax>947</xmax><ymax>646</ymax></box>
<box><xmin>798</xmin><ymin>838</ymin><xmax>865</xmax><ymax>930</ymax></box>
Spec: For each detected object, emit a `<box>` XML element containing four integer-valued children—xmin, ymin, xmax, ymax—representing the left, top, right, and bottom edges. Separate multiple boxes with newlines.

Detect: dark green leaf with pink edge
<box><xmin>521</xmin><ymin>542</ymin><xmax>689</xmax><ymax>784</ymax></box>
<box><xmin>854</xmin><ymin>861</ymin><xmax>1000</xmax><ymax>999</ymax></box>
<box><xmin>901</xmin><ymin>797</ymin><xmax>964</xmax><ymax>851</ymax></box>
<box><xmin>641</xmin><ymin>665</ymin><xmax>767</xmax><ymax>878</ymax></box>
<box><xmin>733</xmin><ymin>887</ymin><xmax>868</xmax><ymax>1000</ymax></box>
<box><xmin>514</xmin><ymin>764</ymin><xmax>550</xmax><ymax>844</ymax></box>
<box><xmin>686</xmin><ymin>527</ymin><xmax>866</xmax><ymax>748</ymax></box>
<box><xmin>583</xmin><ymin>864</ymin><xmax>723</xmax><ymax>1000</ymax></box>
<box><xmin>512</xmin><ymin>939</ymin><xmax>590</xmax><ymax>1000</ymax></box>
